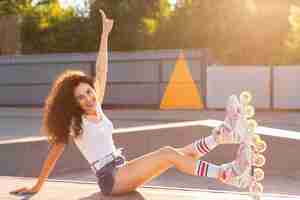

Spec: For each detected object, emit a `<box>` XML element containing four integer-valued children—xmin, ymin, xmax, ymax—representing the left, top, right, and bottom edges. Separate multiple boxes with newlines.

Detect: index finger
<box><xmin>99</xmin><ymin>9</ymin><xmax>106</xmax><ymax>19</ymax></box>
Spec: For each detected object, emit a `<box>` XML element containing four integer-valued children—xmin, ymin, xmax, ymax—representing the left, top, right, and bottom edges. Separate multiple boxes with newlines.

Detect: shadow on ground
<box><xmin>78</xmin><ymin>191</ymin><xmax>146</xmax><ymax>200</ymax></box>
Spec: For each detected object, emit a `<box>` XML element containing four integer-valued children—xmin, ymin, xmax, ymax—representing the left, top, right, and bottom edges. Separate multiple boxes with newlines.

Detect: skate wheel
<box><xmin>247</xmin><ymin>119</ymin><xmax>258</xmax><ymax>133</ymax></box>
<box><xmin>245</xmin><ymin>105</ymin><xmax>255</xmax><ymax>118</ymax></box>
<box><xmin>254</xmin><ymin>154</ymin><xmax>266</xmax><ymax>167</ymax></box>
<box><xmin>240</xmin><ymin>91</ymin><xmax>253</xmax><ymax>105</ymax></box>
<box><xmin>253</xmin><ymin>134</ymin><xmax>261</xmax><ymax>142</ymax></box>
<box><xmin>254</xmin><ymin>168</ymin><xmax>264</xmax><ymax>181</ymax></box>
<box><xmin>256</xmin><ymin>140</ymin><xmax>267</xmax><ymax>153</ymax></box>
<box><xmin>252</xmin><ymin>134</ymin><xmax>261</xmax><ymax>145</ymax></box>
<box><xmin>250</xmin><ymin>182</ymin><xmax>263</xmax><ymax>193</ymax></box>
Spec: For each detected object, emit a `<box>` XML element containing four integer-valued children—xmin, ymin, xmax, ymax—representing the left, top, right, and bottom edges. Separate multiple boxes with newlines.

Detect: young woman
<box><xmin>11</xmin><ymin>9</ymin><xmax>250</xmax><ymax>196</ymax></box>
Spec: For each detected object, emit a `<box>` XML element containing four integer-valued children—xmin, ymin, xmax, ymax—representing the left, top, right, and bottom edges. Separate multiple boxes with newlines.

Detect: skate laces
<box><xmin>214</xmin><ymin>122</ymin><xmax>233</xmax><ymax>143</ymax></box>
<box><xmin>220</xmin><ymin>168</ymin><xmax>234</xmax><ymax>183</ymax></box>
<box><xmin>219</xmin><ymin>123</ymin><xmax>232</xmax><ymax>135</ymax></box>
<box><xmin>226</xmin><ymin>104</ymin><xmax>241</xmax><ymax>122</ymax></box>
<box><xmin>219</xmin><ymin>163</ymin><xmax>240</xmax><ymax>183</ymax></box>
<box><xmin>235</xmin><ymin>143</ymin><xmax>251</xmax><ymax>173</ymax></box>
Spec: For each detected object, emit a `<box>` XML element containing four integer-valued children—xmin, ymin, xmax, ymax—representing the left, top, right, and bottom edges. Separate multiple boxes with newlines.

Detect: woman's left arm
<box><xmin>94</xmin><ymin>9</ymin><xmax>114</xmax><ymax>104</ymax></box>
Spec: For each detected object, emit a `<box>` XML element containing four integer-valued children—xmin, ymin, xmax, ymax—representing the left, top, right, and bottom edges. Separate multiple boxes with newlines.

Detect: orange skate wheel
<box><xmin>252</xmin><ymin>134</ymin><xmax>262</xmax><ymax>146</ymax></box>
<box><xmin>254</xmin><ymin>168</ymin><xmax>264</xmax><ymax>181</ymax></box>
<box><xmin>256</xmin><ymin>140</ymin><xmax>267</xmax><ymax>153</ymax></box>
<box><xmin>240</xmin><ymin>91</ymin><xmax>253</xmax><ymax>105</ymax></box>
<box><xmin>250</xmin><ymin>182</ymin><xmax>263</xmax><ymax>193</ymax></box>
<box><xmin>245</xmin><ymin>105</ymin><xmax>255</xmax><ymax>118</ymax></box>
<box><xmin>254</xmin><ymin>154</ymin><xmax>266</xmax><ymax>167</ymax></box>
<box><xmin>247</xmin><ymin>119</ymin><xmax>258</xmax><ymax>134</ymax></box>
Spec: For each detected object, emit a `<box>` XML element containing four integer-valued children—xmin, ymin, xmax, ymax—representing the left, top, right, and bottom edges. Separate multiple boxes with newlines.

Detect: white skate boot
<box><xmin>213</xmin><ymin>95</ymin><xmax>247</xmax><ymax>144</ymax></box>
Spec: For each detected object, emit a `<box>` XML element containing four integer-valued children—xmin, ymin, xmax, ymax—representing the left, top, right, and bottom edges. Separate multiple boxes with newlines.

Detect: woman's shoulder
<box><xmin>96</xmin><ymin>102</ymin><xmax>112</xmax><ymax>123</ymax></box>
<box><xmin>96</xmin><ymin>101</ymin><xmax>104</xmax><ymax>114</ymax></box>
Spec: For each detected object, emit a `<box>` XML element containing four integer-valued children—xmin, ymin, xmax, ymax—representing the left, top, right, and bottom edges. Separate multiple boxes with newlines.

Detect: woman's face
<box><xmin>73</xmin><ymin>82</ymin><xmax>97</xmax><ymax>115</ymax></box>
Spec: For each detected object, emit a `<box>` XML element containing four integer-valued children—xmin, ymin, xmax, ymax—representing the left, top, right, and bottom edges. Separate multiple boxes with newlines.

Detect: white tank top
<box><xmin>72</xmin><ymin>102</ymin><xmax>117</xmax><ymax>164</ymax></box>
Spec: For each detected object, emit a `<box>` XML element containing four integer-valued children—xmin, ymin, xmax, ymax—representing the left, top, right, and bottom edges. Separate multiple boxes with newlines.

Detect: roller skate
<box><xmin>221</xmin><ymin>91</ymin><xmax>267</xmax><ymax>200</ymax></box>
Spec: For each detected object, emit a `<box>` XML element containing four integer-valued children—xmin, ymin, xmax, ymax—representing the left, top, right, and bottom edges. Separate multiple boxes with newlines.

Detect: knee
<box><xmin>159</xmin><ymin>146</ymin><xmax>178</xmax><ymax>156</ymax></box>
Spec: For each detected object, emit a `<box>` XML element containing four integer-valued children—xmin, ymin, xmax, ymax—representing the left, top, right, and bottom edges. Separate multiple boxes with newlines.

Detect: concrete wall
<box><xmin>0</xmin><ymin>49</ymin><xmax>210</xmax><ymax>107</ymax></box>
<box><xmin>0</xmin><ymin>63</ymin><xmax>92</xmax><ymax>105</ymax></box>
<box><xmin>273</xmin><ymin>66</ymin><xmax>300</xmax><ymax>109</ymax></box>
<box><xmin>0</xmin><ymin>51</ymin><xmax>300</xmax><ymax>109</ymax></box>
<box><xmin>106</xmin><ymin>60</ymin><xmax>160</xmax><ymax>105</ymax></box>
<box><xmin>206</xmin><ymin>66</ymin><xmax>271</xmax><ymax>109</ymax></box>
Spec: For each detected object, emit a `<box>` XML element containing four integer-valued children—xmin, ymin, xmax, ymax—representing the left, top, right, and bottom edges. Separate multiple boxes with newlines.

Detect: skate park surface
<box><xmin>1</xmin><ymin>107</ymin><xmax>300</xmax><ymax>199</ymax></box>
<box><xmin>3</xmin><ymin>176</ymin><xmax>300</xmax><ymax>200</ymax></box>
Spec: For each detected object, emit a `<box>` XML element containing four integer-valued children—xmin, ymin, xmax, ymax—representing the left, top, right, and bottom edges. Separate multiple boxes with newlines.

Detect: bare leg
<box><xmin>111</xmin><ymin>145</ymin><xmax>217</xmax><ymax>195</ymax></box>
<box><xmin>110</xmin><ymin>95</ymin><xmax>248</xmax><ymax>194</ymax></box>
<box><xmin>178</xmin><ymin>143</ymin><xmax>202</xmax><ymax>159</ymax></box>
<box><xmin>150</xmin><ymin>135</ymin><xmax>218</xmax><ymax>179</ymax></box>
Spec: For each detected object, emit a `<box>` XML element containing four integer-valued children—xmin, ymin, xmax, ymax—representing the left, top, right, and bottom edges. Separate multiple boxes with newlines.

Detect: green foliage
<box><xmin>2</xmin><ymin>0</ymin><xmax>300</xmax><ymax>64</ymax></box>
<box><xmin>20</xmin><ymin>0</ymin><xmax>88</xmax><ymax>53</ymax></box>
<box><xmin>14</xmin><ymin>0</ymin><xmax>170</xmax><ymax>53</ymax></box>
<box><xmin>88</xmin><ymin>0</ymin><xmax>171</xmax><ymax>51</ymax></box>
<box><xmin>285</xmin><ymin>6</ymin><xmax>300</xmax><ymax>64</ymax></box>
<box><xmin>0</xmin><ymin>0</ymin><xmax>21</xmax><ymax>16</ymax></box>
<box><xmin>153</xmin><ymin>0</ymin><xmax>293</xmax><ymax>64</ymax></box>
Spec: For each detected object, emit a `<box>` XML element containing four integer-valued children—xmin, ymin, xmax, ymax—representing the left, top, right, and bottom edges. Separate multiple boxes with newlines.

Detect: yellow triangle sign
<box><xmin>160</xmin><ymin>52</ymin><xmax>203</xmax><ymax>109</ymax></box>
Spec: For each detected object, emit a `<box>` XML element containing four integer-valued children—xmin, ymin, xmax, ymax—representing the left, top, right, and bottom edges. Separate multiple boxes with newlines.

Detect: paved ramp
<box><xmin>2</xmin><ymin>176</ymin><xmax>299</xmax><ymax>200</ymax></box>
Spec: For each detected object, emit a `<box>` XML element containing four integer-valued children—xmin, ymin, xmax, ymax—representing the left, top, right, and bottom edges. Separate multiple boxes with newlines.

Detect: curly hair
<box><xmin>42</xmin><ymin>70</ymin><xmax>95</xmax><ymax>144</ymax></box>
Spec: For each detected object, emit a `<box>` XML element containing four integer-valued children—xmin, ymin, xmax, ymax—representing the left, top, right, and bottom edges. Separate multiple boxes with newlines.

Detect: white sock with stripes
<box><xmin>195</xmin><ymin>160</ymin><xmax>220</xmax><ymax>179</ymax></box>
<box><xmin>193</xmin><ymin>135</ymin><xmax>218</xmax><ymax>157</ymax></box>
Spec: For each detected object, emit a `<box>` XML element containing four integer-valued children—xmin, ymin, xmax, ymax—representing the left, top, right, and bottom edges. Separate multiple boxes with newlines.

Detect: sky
<box><xmin>32</xmin><ymin>0</ymin><xmax>86</xmax><ymax>9</ymax></box>
<box><xmin>59</xmin><ymin>0</ymin><xmax>177</xmax><ymax>9</ymax></box>
<box><xmin>59</xmin><ymin>0</ymin><xmax>86</xmax><ymax>9</ymax></box>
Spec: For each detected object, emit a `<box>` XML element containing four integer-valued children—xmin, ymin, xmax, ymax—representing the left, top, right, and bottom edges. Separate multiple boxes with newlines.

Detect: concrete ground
<box><xmin>54</xmin><ymin>165</ymin><xmax>300</xmax><ymax>197</ymax></box>
<box><xmin>3</xmin><ymin>176</ymin><xmax>299</xmax><ymax>200</ymax></box>
<box><xmin>1</xmin><ymin>107</ymin><xmax>300</xmax><ymax>198</ymax></box>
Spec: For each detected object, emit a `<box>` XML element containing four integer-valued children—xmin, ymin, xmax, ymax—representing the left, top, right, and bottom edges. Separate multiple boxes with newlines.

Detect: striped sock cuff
<box><xmin>194</xmin><ymin>136</ymin><xmax>215</xmax><ymax>156</ymax></box>
<box><xmin>195</xmin><ymin>160</ymin><xmax>220</xmax><ymax>179</ymax></box>
<box><xmin>195</xmin><ymin>160</ymin><xmax>209</xmax><ymax>177</ymax></box>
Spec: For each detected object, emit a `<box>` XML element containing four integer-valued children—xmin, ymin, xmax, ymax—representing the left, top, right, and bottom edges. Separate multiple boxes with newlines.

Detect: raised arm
<box><xmin>10</xmin><ymin>142</ymin><xmax>65</xmax><ymax>195</ymax></box>
<box><xmin>94</xmin><ymin>9</ymin><xmax>114</xmax><ymax>104</ymax></box>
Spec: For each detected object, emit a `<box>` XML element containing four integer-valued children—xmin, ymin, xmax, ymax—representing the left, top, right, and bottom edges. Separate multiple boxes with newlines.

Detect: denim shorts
<box><xmin>95</xmin><ymin>155</ymin><xmax>125</xmax><ymax>195</ymax></box>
